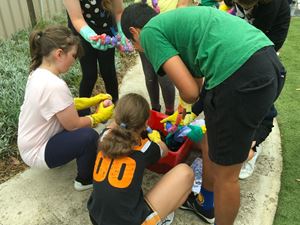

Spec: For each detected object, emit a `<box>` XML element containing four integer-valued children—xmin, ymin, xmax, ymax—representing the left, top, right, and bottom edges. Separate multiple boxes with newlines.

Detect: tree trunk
<box><xmin>26</xmin><ymin>0</ymin><xmax>37</xmax><ymax>27</ymax></box>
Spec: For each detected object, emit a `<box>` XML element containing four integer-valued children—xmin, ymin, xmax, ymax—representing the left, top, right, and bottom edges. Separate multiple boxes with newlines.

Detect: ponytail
<box><xmin>100</xmin><ymin>93</ymin><xmax>150</xmax><ymax>159</ymax></box>
<box><xmin>100</xmin><ymin>125</ymin><xmax>139</xmax><ymax>158</ymax></box>
<box><xmin>29</xmin><ymin>30</ymin><xmax>44</xmax><ymax>72</ymax></box>
<box><xmin>28</xmin><ymin>25</ymin><xmax>83</xmax><ymax>73</ymax></box>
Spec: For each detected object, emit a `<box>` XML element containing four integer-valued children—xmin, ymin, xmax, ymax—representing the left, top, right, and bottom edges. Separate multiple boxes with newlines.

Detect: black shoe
<box><xmin>180</xmin><ymin>193</ymin><xmax>215</xmax><ymax>224</ymax></box>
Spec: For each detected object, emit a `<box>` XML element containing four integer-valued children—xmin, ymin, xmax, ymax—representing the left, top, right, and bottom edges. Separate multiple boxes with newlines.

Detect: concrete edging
<box><xmin>0</xmin><ymin>58</ymin><xmax>282</xmax><ymax>225</ymax></box>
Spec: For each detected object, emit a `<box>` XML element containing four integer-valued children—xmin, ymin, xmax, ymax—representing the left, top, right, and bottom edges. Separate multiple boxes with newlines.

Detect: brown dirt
<box><xmin>0</xmin><ymin>52</ymin><xmax>138</xmax><ymax>185</ymax></box>
<box><xmin>0</xmin><ymin>153</ymin><xmax>28</xmax><ymax>184</ymax></box>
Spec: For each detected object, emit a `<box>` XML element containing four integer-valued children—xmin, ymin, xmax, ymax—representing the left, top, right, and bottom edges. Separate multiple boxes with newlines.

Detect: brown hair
<box><xmin>29</xmin><ymin>25</ymin><xmax>83</xmax><ymax>72</ymax></box>
<box><xmin>100</xmin><ymin>93</ymin><xmax>150</xmax><ymax>158</ymax></box>
<box><xmin>102</xmin><ymin>0</ymin><xmax>113</xmax><ymax>12</ymax></box>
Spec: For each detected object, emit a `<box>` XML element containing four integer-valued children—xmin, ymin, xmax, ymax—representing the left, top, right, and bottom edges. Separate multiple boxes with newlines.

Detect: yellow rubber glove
<box><xmin>219</xmin><ymin>3</ymin><xmax>230</xmax><ymax>11</ymax></box>
<box><xmin>74</xmin><ymin>93</ymin><xmax>112</xmax><ymax>110</ymax></box>
<box><xmin>160</xmin><ymin>97</ymin><xmax>193</xmax><ymax>126</ymax></box>
<box><xmin>183</xmin><ymin>112</ymin><xmax>197</xmax><ymax>126</ymax></box>
<box><xmin>160</xmin><ymin>111</ymin><xmax>179</xmax><ymax>124</ymax></box>
<box><xmin>160</xmin><ymin>111</ymin><xmax>184</xmax><ymax>125</ymax></box>
<box><xmin>87</xmin><ymin>102</ymin><xmax>114</xmax><ymax>127</ymax></box>
<box><xmin>179</xmin><ymin>96</ymin><xmax>196</xmax><ymax>125</ymax></box>
<box><xmin>179</xmin><ymin>96</ymin><xmax>192</xmax><ymax>113</ymax></box>
<box><xmin>148</xmin><ymin>129</ymin><xmax>161</xmax><ymax>144</ymax></box>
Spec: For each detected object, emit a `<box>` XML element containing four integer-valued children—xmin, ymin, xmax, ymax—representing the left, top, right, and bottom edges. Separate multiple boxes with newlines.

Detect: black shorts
<box><xmin>253</xmin><ymin>104</ymin><xmax>277</xmax><ymax>146</ymax></box>
<box><xmin>193</xmin><ymin>89</ymin><xmax>277</xmax><ymax>148</ymax></box>
<box><xmin>89</xmin><ymin>199</ymin><xmax>156</xmax><ymax>225</ymax></box>
<box><xmin>204</xmin><ymin>46</ymin><xmax>286</xmax><ymax>165</ymax></box>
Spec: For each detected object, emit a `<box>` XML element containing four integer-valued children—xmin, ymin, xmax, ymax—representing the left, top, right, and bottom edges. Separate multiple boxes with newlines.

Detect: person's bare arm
<box><xmin>195</xmin><ymin>77</ymin><xmax>204</xmax><ymax>92</ymax></box>
<box><xmin>113</xmin><ymin>0</ymin><xmax>124</xmax><ymax>21</ymax></box>
<box><xmin>63</xmin><ymin>0</ymin><xmax>87</xmax><ymax>32</ymax></box>
<box><xmin>162</xmin><ymin>55</ymin><xmax>200</xmax><ymax>104</ymax></box>
<box><xmin>157</xmin><ymin>141</ymin><xmax>169</xmax><ymax>158</ymax></box>
<box><xmin>176</xmin><ymin>0</ymin><xmax>193</xmax><ymax>7</ymax></box>
<box><xmin>56</xmin><ymin>104</ymin><xmax>91</xmax><ymax>131</ymax></box>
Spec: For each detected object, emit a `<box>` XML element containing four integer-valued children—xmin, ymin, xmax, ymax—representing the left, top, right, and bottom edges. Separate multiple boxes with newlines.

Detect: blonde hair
<box><xmin>100</xmin><ymin>93</ymin><xmax>150</xmax><ymax>158</ymax></box>
<box><xmin>29</xmin><ymin>25</ymin><xmax>83</xmax><ymax>72</ymax></box>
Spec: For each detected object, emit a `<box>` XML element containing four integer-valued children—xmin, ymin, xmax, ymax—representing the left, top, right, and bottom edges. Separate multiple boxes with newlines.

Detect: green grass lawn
<box><xmin>274</xmin><ymin>17</ymin><xmax>300</xmax><ymax>224</ymax></box>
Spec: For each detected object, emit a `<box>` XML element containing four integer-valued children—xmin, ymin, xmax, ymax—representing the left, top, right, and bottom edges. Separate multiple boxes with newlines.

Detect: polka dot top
<box><xmin>79</xmin><ymin>0</ymin><xmax>115</xmax><ymax>34</ymax></box>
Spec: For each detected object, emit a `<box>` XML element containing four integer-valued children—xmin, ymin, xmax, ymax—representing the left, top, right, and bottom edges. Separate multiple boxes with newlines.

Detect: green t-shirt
<box><xmin>201</xmin><ymin>0</ymin><xmax>218</xmax><ymax>7</ymax></box>
<box><xmin>140</xmin><ymin>7</ymin><xmax>273</xmax><ymax>90</ymax></box>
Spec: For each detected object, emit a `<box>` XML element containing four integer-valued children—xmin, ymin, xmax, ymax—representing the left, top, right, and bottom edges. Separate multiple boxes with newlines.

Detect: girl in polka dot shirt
<box><xmin>64</xmin><ymin>0</ymin><xmax>124</xmax><ymax>114</ymax></box>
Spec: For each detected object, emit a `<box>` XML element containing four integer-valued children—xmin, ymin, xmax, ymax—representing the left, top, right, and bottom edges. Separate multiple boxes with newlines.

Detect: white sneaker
<box><xmin>74</xmin><ymin>180</ymin><xmax>93</xmax><ymax>191</ymax></box>
<box><xmin>239</xmin><ymin>146</ymin><xmax>262</xmax><ymax>180</ymax></box>
<box><xmin>158</xmin><ymin>212</ymin><xmax>174</xmax><ymax>225</ymax></box>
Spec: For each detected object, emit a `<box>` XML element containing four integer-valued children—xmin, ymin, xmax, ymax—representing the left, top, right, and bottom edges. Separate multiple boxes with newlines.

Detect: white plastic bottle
<box><xmin>191</xmin><ymin>157</ymin><xmax>203</xmax><ymax>194</ymax></box>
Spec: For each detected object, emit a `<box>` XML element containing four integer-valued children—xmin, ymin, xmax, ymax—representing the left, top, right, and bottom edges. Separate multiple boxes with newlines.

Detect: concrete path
<box><xmin>0</xmin><ymin>58</ymin><xmax>282</xmax><ymax>225</ymax></box>
<box><xmin>291</xmin><ymin>0</ymin><xmax>300</xmax><ymax>17</ymax></box>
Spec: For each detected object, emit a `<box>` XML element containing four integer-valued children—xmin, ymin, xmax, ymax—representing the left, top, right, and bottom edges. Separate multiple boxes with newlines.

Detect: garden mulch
<box><xmin>0</xmin><ymin>153</ymin><xmax>28</xmax><ymax>184</ymax></box>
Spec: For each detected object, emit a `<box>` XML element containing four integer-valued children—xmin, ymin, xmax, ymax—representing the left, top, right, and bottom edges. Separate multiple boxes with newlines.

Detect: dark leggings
<box><xmin>79</xmin><ymin>38</ymin><xmax>118</xmax><ymax>115</ymax></box>
<box><xmin>45</xmin><ymin>128</ymin><xmax>99</xmax><ymax>183</ymax></box>
<box><xmin>139</xmin><ymin>52</ymin><xmax>175</xmax><ymax>113</ymax></box>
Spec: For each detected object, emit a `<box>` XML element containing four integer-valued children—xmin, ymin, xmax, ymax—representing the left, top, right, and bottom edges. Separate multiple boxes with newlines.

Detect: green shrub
<box><xmin>0</xmin><ymin>32</ymin><xmax>30</xmax><ymax>155</ymax></box>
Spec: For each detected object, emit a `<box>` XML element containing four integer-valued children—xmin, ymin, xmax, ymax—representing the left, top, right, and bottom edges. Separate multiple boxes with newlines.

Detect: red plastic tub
<box><xmin>147</xmin><ymin>110</ymin><xmax>192</xmax><ymax>174</ymax></box>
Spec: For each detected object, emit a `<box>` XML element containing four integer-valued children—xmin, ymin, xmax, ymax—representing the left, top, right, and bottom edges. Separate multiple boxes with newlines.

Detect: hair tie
<box><xmin>37</xmin><ymin>31</ymin><xmax>43</xmax><ymax>40</ymax></box>
<box><xmin>120</xmin><ymin>122</ymin><xmax>127</xmax><ymax>129</ymax></box>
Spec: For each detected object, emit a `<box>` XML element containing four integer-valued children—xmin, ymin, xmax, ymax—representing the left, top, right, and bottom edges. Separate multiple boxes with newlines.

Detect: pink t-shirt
<box><xmin>18</xmin><ymin>68</ymin><xmax>73</xmax><ymax>168</ymax></box>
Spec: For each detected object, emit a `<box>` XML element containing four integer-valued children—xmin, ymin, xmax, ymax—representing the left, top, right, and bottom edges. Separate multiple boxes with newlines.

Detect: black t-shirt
<box><xmin>68</xmin><ymin>0</ymin><xmax>116</xmax><ymax>36</ymax></box>
<box><xmin>234</xmin><ymin>0</ymin><xmax>291</xmax><ymax>51</ymax></box>
<box><xmin>87</xmin><ymin>136</ymin><xmax>161</xmax><ymax>225</ymax></box>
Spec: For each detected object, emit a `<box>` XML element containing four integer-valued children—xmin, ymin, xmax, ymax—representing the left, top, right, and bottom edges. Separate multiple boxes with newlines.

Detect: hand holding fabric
<box><xmin>148</xmin><ymin>129</ymin><xmax>161</xmax><ymax>144</ymax></box>
<box><xmin>91</xmin><ymin>40</ymin><xmax>111</xmax><ymax>51</ymax></box>
<box><xmin>116</xmin><ymin>22</ymin><xmax>134</xmax><ymax>52</ymax></box>
<box><xmin>74</xmin><ymin>93</ymin><xmax>112</xmax><ymax>110</ymax></box>
<box><xmin>179</xmin><ymin>97</ymin><xmax>192</xmax><ymax>112</ymax></box>
<box><xmin>183</xmin><ymin>112</ymin><xmax>197</xmax><ymax>126</ymax></box>
<box><xmin>87</xmin><ymin>102</ymin><xmax>114</xmax><ymax>126</ymax></box>
<box><xmin>160</xmin><ymin>111</ymin><xmax>184</xmax><ymax>125</ymax></box>
<box><xmin>179</xmin><ymin>97</ymin><xmax>196</xmax><ymax>125</ymax></box>
<box><xmin>79</xmin><ymin>25</ymin><xmax>112</xmax><ymax>51</ymax></box>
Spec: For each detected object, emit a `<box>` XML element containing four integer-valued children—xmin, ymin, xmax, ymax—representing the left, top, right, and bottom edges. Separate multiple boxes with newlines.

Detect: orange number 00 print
<box><xmin>93</xmin><ymin>152</ymin><xmax>136</xmax><ymax>188</ymax></box>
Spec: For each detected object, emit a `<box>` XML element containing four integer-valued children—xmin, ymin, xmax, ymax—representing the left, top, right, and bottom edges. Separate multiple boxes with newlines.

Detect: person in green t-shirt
<box><xmin>133</xmin><ymin>0</ymin><xmax>191</xmax><ymax>115</ymax></box>
<box><xmin>199</xmin><ymin>0</ymin><xmax>220</xmax><ymax>7</ymax></box>
<box><xmin>121</xmin><ymin>3</ymin><xmax>286</xmax><ymax>225</ymax></box>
